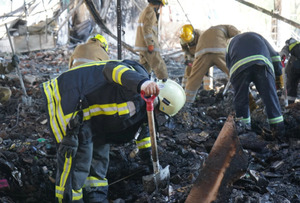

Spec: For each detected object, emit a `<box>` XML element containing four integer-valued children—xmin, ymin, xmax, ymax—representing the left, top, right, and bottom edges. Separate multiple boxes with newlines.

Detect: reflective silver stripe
<box><xmin>137</xmin><ymin>23</ymin><xmax>158</xmax><ymax>32</ymax></box>
<box><xmin>268</xmin><ymin>116</ymin><xmax>283</xmax><ymax>124</ymax></box>
<box><xmin>43</xmin><ymin>80</ymin><xmax>66</xmax><ymax>142</ymax></box>
<box><xmin>229</xmin><ymin>55</ymin><xmax>274</xmax><ymax>77</ymax></box>
<box><xmin>112</xmin><ymin>65</ymin><xmax>130</xmax><ymax>85</ymax></box>
<box><xmin>271</xmin><ymin>55</ymin><xmax>281</xmax><ymax>62</ymax></box>
<box><xmin>72</xmin><ymin>58</ymin><xmax>95</xmax><ymax>65</ymax></box>
<box><xmin>55</xmin><ymin>186</ymin><xmax>64</xmax><ymax>199</ymax></box>
<box><xmin>127</xmin><ymin>101</ymin><xmax>136</xmax><ymax>117</ymax></box>
<box><xmin>185</xmin><ymin>89</ymin><xmax>197</xmax><ymax>103</ymax></box>
<box><xmin>84</xmin><ymin>177</ymin><xmax>108</xmax><ymax>187</ymax></box>
<box><xmin>136</xmin><ymin>137</ymin><xmax>151</xmax><ymax>149</ymax></box>
<box><xmin>60</xmin><ymin>156</ymin><xmax>72</xmax><ymax>189</ymax></box>
<box><xmin>72</xmin><ymin>189</ymin><xmax>83</xmax><ymax>201</ymax></box>
<box><xmin>144</xmin><ymin>34</ymin><xmax>153</xmax><ymax>39</ymax></box>
<box><xmin>195</xmin><ymin>48</ymin><xmax>226</xmax><ymax>58</ymax></box>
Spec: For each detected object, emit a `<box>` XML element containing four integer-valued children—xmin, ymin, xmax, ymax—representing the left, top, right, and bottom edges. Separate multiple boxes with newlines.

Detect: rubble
<box><xmin>0</xmin><ymin>47</ymin><xmax>299</xmax><ymax>203</ymax></box>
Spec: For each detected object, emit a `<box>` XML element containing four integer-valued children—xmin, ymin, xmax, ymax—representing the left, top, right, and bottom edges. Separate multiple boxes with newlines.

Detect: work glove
<box><xmin>58</xmin><ymin>134</ymin><xmax>79</xmax><ymax>158</ymax></box>
<box><xmin>275</xmin><ymin>75</ymin><xmax>284</xmax><ymax>90</ymax></box>
<box><xmin>148</xmin><ymin>45</ymin><xmax>154</xmax><ymax>53</ymax></box>
<box><xmin>11</xmin><ymin>55</ymin><xmax>20</xmax><ymax>68</ymax></box>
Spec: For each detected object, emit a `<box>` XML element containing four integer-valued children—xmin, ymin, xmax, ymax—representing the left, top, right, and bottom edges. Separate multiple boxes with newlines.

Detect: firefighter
<box><xmin>226</xmin><ymin>32</ymin><xmax>285</xmax><ymax>141</ymax></box>
<box><xmin>185</xmin><ymin>24</ymin><xmax>240</xmax><ymax>103</ymax></box>
<box><xmin>134</xmin><ymin>0</ymin><xmax>168</xmax><ymax>80</ymax></box>
<box><xmin>179</xmin><ymin>24</ymin><xmax>203</xmax><ymax>88</ymax></box>
<box><xmin>0</xmin><ymin>55</ymin><xmax>19</xmax><ymax>104</ymax></box>
<box><xmin>279</xmin><ymin>37</ymin><xmax>300</xmax><ymax>104</ymax></box>
<box><xmin>69</xmin><ymin>34</ymin><xmax>109</xmax><ymax>69</ymax></box>
<box><xmin>40</xmin><ymin>60</ymin><xmax>185</xmax><ymax>202</ymax></box>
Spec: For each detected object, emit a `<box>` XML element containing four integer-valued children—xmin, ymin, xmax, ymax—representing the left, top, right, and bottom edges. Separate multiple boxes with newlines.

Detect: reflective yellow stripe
<box><xmin>136</xmin><ymin>137</ymin><xmax>151</xmax><ymax>149</ymax></box>
<box><xmin>55</xmin><ymin>185</ymin><xmax>64</xmax><ymax>199</ymax></box>
<box><xmin>72</xmin><ymin>189</ymin><xmax>83</xmax><ymax>201</ymax></box>
<box><xmin>59</xmin><ymin>154</ymin><xmax>72</xmax><ymax>189</ymax></box>
<box><xmin>271</xmin><ymin>55</ymin><xmax>281</xmax><ymax>62</ymax></box>
<box><xmin>289</xmin><ymin>42</ymin><xmax>300</xmax><ymax>51</ymax></box>
<box><xmin>80</xmin><ymin>102</ymin><xmax>130</xmax><ymax>121</ymax></box>
<box><xmin>112</xmin><ymin>65</ymin><xmax>131</xmax><ymax>85</ymax></box>
<box><xmin>268</xmin><ymin>116</ymin><xmax>283</xmax><ymax>124</ymax></box>
<box><xmin>43</xmin><ymin>81</ymin><xmax>64</xmax><ymax>143</ymax></box>
<box><xmin>230</xmin><ymin>55</ymin><xmax>274</xmax><ymax>77</ymax></box>
<box><xmin>84</xmin><ymin>176</ymin><xmax>108</xmax><ymax>187</ymax></box>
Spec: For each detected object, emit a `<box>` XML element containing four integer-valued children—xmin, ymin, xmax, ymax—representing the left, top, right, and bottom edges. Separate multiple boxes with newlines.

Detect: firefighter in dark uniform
<box><xmin>40</xmin><ymin>60</ymin><xmax>185</xmax><ymax>202</ymax></box>
<box><xmin>280</xmin><ymin>37</ymin><xmax>300</xmax><ymax>104</ymax></box>
<box><xmin>226</xmin><ymin>32</ymin><xmax>285</xmax><ymax>141</ymax></box>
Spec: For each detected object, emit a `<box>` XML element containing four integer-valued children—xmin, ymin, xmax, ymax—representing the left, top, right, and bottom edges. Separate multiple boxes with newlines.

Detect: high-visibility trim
<box><xmin>144</xmin><ymin>34</ymin><xmax>153</xmax><ymax>39</ymax></box>
<box><xmin>229</xmin><ymin>55</ymin><xmax>274</xmax><ymax>77</ymax></box>
<box><xmin>70</xmin><ymin>60</ymin><xmax>112</xmax><ymax>71</ymax></box>
<box><xmin>271</xmin><ymin>55</ymin><xmax>281</xmax><ymax>62</ymax></box>
<box><xmin>185</xmin><ymin>89</ymin><xmax>197</xmax><ymax>103</ymax></box>
<box><xmin>72</xmin><ymin>189</ymin><xmax>83</xmax><ymax>201</ymax></box>
<box><xmin>289</xmin><ymin>42</ymin><xmax>300</xmax><ymax>51</ymax></box>
<box><xmin>136</xmin><ymin>137</ymin><xmax>151</xmax><ymax>149</ymax></box>
<box><xmin>80</xmin><ymin>102</ymin><xmax>130</xmax><ymax>121</ymax></box>
<box><xmin>55</xmin><ymin>185</ymin><xmax>64</xmax><ymax>199</ymax></box>
<box><xmin>195</xmin><ymin>48</ymin><xmax>226</xmax><ymax>58</ymax></box>
<box><xmin>72</xmin><ymin>58</ymin><xmax>95</xmax><ymax>66</ymax></box>
<box><xmin>59</xmin><ymin>154</ymin><xmax>72</xmax><ymax>190</ymax></box>
<box><xmin>43</xmin><ymin>81</ymin><xmax>64</xmax><ymax>143</ymax></box>
<box><xmin>241</xmin><ymin>117</ymin><xmax>251</xmax><ymax>124</ymax></box>
<box><xmin>268</xmin><ymin>116</ymin><xmax>284</xmax><ymax>124</ymax></box>
<box><xmin>84</xmin><ymin>176</ymin><xmax>108</xmax><ymax>187</ymax></box>
<box><xmin>137</xmin><ymin>23</ymin><xmax>158</xmax><ymax>32</ymax></box>
<box><xmin>112</xmin><ymin>65</ymin><xmax>131</xmax><ymax>85</ymax></box>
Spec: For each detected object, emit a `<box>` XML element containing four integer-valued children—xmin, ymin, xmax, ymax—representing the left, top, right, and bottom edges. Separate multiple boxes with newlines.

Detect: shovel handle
<box><xmin>141</xmin><ymin>91</ymin><xmax>156</xmax><ymax>111</ymax></box>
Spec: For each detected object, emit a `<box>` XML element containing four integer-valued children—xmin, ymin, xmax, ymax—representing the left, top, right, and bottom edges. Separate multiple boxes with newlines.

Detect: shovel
<box><xmin>140</xmin><ymin>91</ymin><xmax>170</xmax><ymax>194</ymax></box>
<box><xmin>281</xmin><ymin>56</ymin><xmax>288</xmax><ymax>106</ymax></box>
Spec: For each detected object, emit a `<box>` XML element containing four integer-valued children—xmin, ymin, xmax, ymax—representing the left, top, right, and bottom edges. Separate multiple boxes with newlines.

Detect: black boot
<box><xmin>270</xmin><ymin>122</ymin><xmax>286</xmax><ymax>143</ymax></box>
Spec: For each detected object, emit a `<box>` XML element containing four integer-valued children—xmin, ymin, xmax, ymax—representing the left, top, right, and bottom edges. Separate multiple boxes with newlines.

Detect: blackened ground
<box><xmin>0</xmin><ymin>48</ymin><xmax>299</xmax><ymax>203</ymax></box>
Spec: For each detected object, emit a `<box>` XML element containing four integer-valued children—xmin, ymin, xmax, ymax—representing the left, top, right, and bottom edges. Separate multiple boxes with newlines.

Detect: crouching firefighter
<box><xmin>40</xmin><ymin>59</ymin><xmax>186</xmax><ymax>202</ymax></box>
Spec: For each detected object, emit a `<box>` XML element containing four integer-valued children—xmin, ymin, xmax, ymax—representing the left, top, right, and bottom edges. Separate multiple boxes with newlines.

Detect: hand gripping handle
<box><xmin>141</xmin><ymin>91</ymin><xmax>157</xmax><ymax>111</ymax></box>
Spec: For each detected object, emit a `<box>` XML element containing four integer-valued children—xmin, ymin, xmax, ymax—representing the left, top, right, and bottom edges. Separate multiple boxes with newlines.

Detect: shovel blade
<box><xmin>142</xmin><ymin>165</ymin><xmax>170</xmax><ymax>194</ymax></box>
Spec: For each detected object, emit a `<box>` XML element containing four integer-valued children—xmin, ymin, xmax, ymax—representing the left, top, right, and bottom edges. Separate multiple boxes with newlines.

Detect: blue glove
<box><xmin>58</xmin><ymin>134</ymin><xmax>78</xmax><ymax>157</ymax></box>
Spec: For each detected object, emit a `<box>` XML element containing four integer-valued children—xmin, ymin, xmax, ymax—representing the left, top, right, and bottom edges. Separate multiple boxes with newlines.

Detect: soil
<box><xmin>0</xmin><ymin>47</ymin><xmax>299</xmax><ymax>203</ymax></box>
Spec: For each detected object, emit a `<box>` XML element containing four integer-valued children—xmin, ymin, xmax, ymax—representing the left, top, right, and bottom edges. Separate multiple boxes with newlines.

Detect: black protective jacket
<box><xmin>41</xmin><ymin>60</ymin><xmax>150</xmax><ymax>144</ymax></box>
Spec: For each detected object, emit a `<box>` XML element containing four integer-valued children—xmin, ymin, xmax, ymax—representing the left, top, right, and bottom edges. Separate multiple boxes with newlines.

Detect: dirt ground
<box><xmin>0</xmin><ymin>47</ymin><xmax>300</xmax><ymax>203</ymax></box>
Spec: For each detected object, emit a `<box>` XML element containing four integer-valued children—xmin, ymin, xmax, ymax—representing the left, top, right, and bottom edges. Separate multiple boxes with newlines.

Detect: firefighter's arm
<box><xmin>103</xmin><ymin>61</ymin><xmax>150</xmax><ymax>93</ymax></box>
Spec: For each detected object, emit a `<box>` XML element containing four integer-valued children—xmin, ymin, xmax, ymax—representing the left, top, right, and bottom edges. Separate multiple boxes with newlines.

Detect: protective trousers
<box><xmin>55</xmin><ymin>122</ymin><xmax>94</xmax><ymax>203</ymax></box>
<box><xmin>139</xmin><ymin>51</ymin><xmax>168</xmax><ymax>80</ymax></box>
<box><xmin>285</xmin><ymin>56</ymin><xmax>300</xmax><ymax>104</ymax></box>
<box><xmin>231</xmin><ymin>65</ymin><xmax>283</xmax><ymax>126</ymax></box>
<box><xmin>185</xmin><ymin>53</ymin><xmax>229</xmax><ymax>103</ymax></box>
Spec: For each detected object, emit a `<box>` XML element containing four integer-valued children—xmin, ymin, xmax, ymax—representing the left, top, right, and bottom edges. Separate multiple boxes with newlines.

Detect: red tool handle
<box><xmin>141</xmin><ymin>91</ymin><xmax>157</xmax><ymax>111</ymax></box>
<box><xmin>281</xmin><ymin>56</ymin><xmax>286</xmax><ymax>67</ymax></box>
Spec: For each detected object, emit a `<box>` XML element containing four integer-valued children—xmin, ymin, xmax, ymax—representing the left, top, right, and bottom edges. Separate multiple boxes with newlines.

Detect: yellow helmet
<box><xmin>94</xmin><ymin>34</ymin><xmax>108</xmax><ymax>52</ymax></box>
<box><xmin>157</xmin><ymin>79</ymin><xmax>186</xmax><ymax>117</ymax></box>
<box><xmin>180</xmin><ymin>24</ymin><xmax>194</xmax><ymax>44</ymax></box>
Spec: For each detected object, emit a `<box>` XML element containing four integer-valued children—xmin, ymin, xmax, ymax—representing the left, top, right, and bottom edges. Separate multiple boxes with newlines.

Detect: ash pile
<box><xmin>0</xmin><ymin>48</ymin><xmax>299</xmax><ymax>203</ymax></box>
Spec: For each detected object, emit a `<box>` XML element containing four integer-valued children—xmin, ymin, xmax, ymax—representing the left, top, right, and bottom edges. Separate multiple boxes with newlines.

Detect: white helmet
<box><xmin>157</xmin><ymin>79</ymin><xmax>186</xmax><ymax>116</ymax></box>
